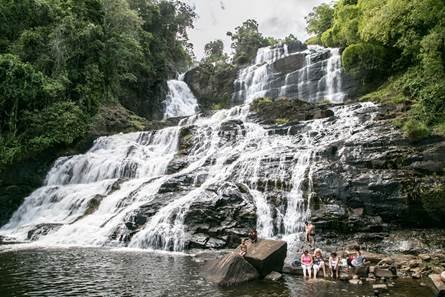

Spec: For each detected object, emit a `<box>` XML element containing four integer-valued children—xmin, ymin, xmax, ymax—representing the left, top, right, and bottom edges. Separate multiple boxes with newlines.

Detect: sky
<box><xmin>183</xmin><ymin>0</ymin><xmax>328</xmax><ymax>59</ymax></box>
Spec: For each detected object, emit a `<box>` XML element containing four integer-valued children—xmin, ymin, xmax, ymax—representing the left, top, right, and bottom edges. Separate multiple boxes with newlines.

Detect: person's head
<box><xmin>303</xmin><ymin>250</ymin><xmax>309</xmax><ymax>255</ymax></box>
<box><xmin>241</xmin><ymin>239</ymin><xmax>247</xmax><ymax>245</ymax></box>
<box><xmin>354</xmin><ymin>245</ymin><xmax>360</xmax><ymax>252</ymax></box>
<box><xmin>314</xmin><ymin>248</ymin><xmax>322</xmax><ymax>257</ymax></box>
<box><xmin>304</xmin><ymin>221</ymin><xmax>308</xmax><ymax>226</ymax></box>
<box><xmin>331</xmin><ymin>252</ymin><xmax>337</xmax><ymax>258</ymax></box>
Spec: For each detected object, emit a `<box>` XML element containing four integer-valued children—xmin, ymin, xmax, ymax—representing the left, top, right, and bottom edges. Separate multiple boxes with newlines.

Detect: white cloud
<box><xmin>184</xmin><ymin>0</ymin><xmax>329</xmax><ymax>59</ymax></box>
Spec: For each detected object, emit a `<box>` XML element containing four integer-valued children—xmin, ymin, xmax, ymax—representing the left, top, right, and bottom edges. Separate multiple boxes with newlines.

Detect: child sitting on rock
<box><xmin>239</xmin><ymin>239</ymin><xmax>248</xmax><ymax>257</ymax></box>
<box><xmin>329</xmin><ymin>252</ymin><xmax>340</xmax><ymax>279</ymax></box>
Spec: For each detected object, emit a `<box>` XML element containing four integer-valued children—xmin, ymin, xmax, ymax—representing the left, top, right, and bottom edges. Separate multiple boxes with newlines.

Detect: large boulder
<box><xmin>205</xmin><ymin>253</ymin><xmax>260</xmax><ymax>287</ymax></box>
<box><xmin>244</xmin><ymin>239</ymin><xmax>287</xmax><ymax>277</ymax></box>
<box><xmin>183</xmin><ymin>63</ymin><xmax>238</xmax><ymax>111</ymax></box>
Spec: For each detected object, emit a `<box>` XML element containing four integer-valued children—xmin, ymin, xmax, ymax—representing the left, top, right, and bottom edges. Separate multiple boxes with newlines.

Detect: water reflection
<box><xmin>0</xmin><ymin>247</ymin><xmax>434</xmax><ymax>297</ymax></box>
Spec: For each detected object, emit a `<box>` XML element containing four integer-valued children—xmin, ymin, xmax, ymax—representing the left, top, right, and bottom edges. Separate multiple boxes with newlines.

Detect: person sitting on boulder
<box><xmin>313</xmin><ymin>248</ymin><xmax>327</xmax><ymax>279</ymax></box>
<box><xmin>349</xmin><ymin>246</ymin><xmax>367</xmax><ymax>268</ymax></box>
<box><xmin>301</xmin><ymin>250</ymin><xmax>313</xmax><ymax>279</ymax></box>
<box><xmin>329</xmin><ymin>252</ymin><xmax>340</xmax><ymax>279</ymax></box>
<box><xmin>304</xmin><ymin>222</ymin><xmax>315</xmax><ymax>246</ymax></box>
<box><xmin>239</xmin><ymin>239</ymin><xmax>248</xmax><ymax>257</ymax></box>
<box><xmin>249</xmin><ymin>229</ymin><xmax>258</xmax><ymax>244</ymax></box>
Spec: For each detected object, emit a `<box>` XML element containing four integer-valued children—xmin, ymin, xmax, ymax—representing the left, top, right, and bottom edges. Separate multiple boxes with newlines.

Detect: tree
<box><xmin>227</xmin><ymin>19</ymin><xmax>270</xmax><ymax>65</ymax></box>
<box><xmin>203</xmin><ymin>39</ymin><xmax>226</xmax><ymax>63</ymax></box>
<box><xmin>305</xmin><ymin>3</ymin><xmax>334</xmax><ymax>38</ymax></box>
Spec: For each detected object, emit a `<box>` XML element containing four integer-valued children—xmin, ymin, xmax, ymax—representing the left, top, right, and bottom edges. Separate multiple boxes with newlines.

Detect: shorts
<box><xmin>313</xmin><ymin>262</ymin><xmax>324</xmax><ymax>271</ymax></box>
<box><xmin>302</xmin><ymin>264</ymin><xmax>312</xmax><ymax>273</ymax></box>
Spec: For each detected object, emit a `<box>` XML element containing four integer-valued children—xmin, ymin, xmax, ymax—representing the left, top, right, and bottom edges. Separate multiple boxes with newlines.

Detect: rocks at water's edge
<box><xmin>205</xmin><ymin>253</ymin><xmax>260</xmax><ymax>287</ymax></box>
<box><xmin>205</xmin><ymin>239</ymin><xmax>287</xmax><ymax>287</ymax></box>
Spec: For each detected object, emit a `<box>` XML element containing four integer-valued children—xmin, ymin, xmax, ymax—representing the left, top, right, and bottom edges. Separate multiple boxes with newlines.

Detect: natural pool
<box><xmin>0</xmin><ymin>246</ymin><xmax>434</xmax><ymax>297</ymax></box>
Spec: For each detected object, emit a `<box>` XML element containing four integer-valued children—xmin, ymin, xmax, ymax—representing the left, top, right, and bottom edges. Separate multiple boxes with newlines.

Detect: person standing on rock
<box><xmin>305</xmin><ymin>222</ymin><xmax>315</xmax><ymax>246</ymax></box>
<box><xmin>301</xmin><ymin>250</ymin><xmax>313</xmax><ymax>279</ymax></box>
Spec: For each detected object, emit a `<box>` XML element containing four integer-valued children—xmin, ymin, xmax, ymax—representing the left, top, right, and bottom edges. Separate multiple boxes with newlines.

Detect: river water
<box><xmin>0</xmin><ymin>246</ymin><xmax>433</xmax><ymax>297</ymax></box>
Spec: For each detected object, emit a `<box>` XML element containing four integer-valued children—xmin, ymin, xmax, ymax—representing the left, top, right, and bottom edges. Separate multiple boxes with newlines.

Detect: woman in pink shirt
<box><xmin>300</xmin><ymin>250</ymin><xmax>313</xmax><ymax>279</ymax></box>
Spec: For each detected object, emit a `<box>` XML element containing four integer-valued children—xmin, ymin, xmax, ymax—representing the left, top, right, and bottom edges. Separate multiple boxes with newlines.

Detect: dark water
<box><xmin>0</xmin><ymin>246</ymin><xmax>434</xmax><ymax>297</ymax></box>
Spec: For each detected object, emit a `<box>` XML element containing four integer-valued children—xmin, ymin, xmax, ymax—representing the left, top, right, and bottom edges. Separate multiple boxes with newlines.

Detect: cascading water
<box><xmin>0</xmin><ymin>99</ymin><xmax>380</xmax><ymax>251</ymax></box>
<box><xmin>163</xmin><ymin>75</ymin><xmax>199</xmax><ymax>119</ymax></box>
<box><xmin>232</xmin><ymin>45</ymin><xmax>346</xmax><ymax>104</ymax></box>
<box><xmin>0</xmin><ymin>43</ymin><xmax>368</xmax><ymax>252</ymax></box>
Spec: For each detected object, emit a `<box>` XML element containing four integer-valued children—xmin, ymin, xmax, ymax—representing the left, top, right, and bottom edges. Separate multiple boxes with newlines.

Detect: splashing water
<box><xmin>0</xmin><ymin>42</ymin><xmax>373</xmax><ymax>252</ymax></box>
<box><xmin>233</xmin><ymin>45</ymin><xmax>345</xmax><ymax>104</ymax></box>
<box><xmin>164</xmin><ymin>76</ymin><xmax>199</xmax><ymax>119</ymax></box>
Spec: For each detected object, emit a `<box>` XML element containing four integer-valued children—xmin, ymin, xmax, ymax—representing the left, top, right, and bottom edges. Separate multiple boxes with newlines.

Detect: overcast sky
<box><xmin>183</xmin><ymin>0</ymin><xmax>329</xmax><ymax>59</ymax></box>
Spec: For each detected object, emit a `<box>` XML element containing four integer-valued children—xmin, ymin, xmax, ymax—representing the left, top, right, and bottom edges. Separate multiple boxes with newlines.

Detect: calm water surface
<box><xmin>0</xmin><ymin>245</ymin><xmax>434</xmax><ymax>297</ymax></box>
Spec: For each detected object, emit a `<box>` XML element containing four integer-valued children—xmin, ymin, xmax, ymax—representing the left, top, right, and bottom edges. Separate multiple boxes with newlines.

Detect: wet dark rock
<box><xmin>27</xmin><ymin>223</ymin><xmax>63</xmax><ymax>241</ymax></box>
<box><xmin>272</xmin><ymin>53</ymin><xmax>306</xmax><ymax>74</ymax></box>
<box><xmin>204</xmin><ymin>253</ymin><xmax>260</xmax><ymax>287</ymax></box>
<box><xmin>264</xmin><ymin>271</ymin><xmax>283</xmax><ymax>281</ymax></box>
<box><xmin>249</xmin><ymin>98</ymin><xmax>334</xmax><ymax>125</ymax></box>
<box><xmin>158</xmin><ymin>175</ymin><xmax>195</xmax><ymax>194</ymax></box>
<box><xmin>184</xmin><ymin>183</ymin><xmax>256</xmax><ymax>249</ymax></box>
<box><xmin>184</xmin><ymin>63</ymin><xmax>238</xmax><ymax>111</ymax></box>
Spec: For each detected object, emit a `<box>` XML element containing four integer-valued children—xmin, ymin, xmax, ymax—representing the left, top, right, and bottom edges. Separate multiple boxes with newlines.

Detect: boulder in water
<box><xmin>244</xmin><ymin>239</ymin><xmax>287</xmax><ymax>277</ymax></box>
<box><xmin>205</xmin><ymin>253</ymin><xmax>260</xmax><ymax>287</ymax></box>
<box><xmin>264</xmin><ymin>271</ymin><xmax>283</xmax><ymax>281</ymax></box>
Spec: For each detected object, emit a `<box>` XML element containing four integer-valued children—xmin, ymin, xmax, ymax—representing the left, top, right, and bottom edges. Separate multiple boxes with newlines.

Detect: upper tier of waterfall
<box><xmin>232</xmin><ymin>45</ymin><xmax>346</xmax><ymax>105</ymax></box>
<box><xmin>163</xmin><ymin>75</ymin><xmax>199</xmax><ymax>119</ymax></box>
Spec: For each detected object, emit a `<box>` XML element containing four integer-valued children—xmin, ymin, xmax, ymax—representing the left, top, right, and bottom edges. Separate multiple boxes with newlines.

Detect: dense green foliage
<box><xmin>307</xmin><ymin>0</ymin><xmax>445</xmax><ymax>138</ymax></box>
<box><xmin>226</xmin><ymin>19</ymin><xmax>274</xmax><ymax>65</ymax></box>
<box><xmin>0</xmin><ymin>0</ymin><xmax>195</xmax><ymax>170</ymax></box>
<box><xmin>203</xmin><ymin>39</ymin><xmax>227</xmax><ymax>64</ymax></box>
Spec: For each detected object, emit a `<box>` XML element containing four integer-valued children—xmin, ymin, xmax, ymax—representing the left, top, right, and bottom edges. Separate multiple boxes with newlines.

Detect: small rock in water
<box><xmin>372</xmin><ymin>284</ymin><xmax>388</xmax><ymax>292</ymax></box>
<box><xmin>349</xmin><ymin>279</ymin><xmax>363</xmax><ymax>285</ymax></box>
<box><xmin>264</xmin><ymin>271</ymin><xmax>282</xmax><ymax>281</ymax></box>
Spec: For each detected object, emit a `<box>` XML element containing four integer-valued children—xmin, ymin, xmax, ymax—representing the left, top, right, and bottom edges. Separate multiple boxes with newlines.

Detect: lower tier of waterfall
<box><xmin>0</xmin><ymin>102</ymin><xmax>390</xmax><ymax>252</ymax></box>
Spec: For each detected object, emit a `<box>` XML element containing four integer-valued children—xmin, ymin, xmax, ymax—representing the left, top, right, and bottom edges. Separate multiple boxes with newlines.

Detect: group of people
<box><xmin>299</xmin><ymin>222</ymin><xmax>368</xmax><ymax>279</ymax></box>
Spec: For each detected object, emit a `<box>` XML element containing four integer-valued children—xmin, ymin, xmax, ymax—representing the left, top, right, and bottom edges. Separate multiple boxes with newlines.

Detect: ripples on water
<box><xmin>0</xmin><ymin>246</ymin><xmax>433</xmax><ymax>297</ymax></box>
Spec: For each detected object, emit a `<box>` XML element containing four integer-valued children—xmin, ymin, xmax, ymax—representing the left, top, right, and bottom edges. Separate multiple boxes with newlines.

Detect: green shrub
<box><xmin>342</xmin><ymin>43</ymin><xmax>389</xmax><ymax>84</ymax></box>
<box><xmin>250</xmin><ymin>97</ymin><xmax>273</xmax><ymax>112</ymax></box>
<box><xmin>402</xmin><ymin>118</ymin><xmax>430</xmax><ymax>140</ymax></box>
<box><xmin>275</xmin><ymin>118</ymin><xmax>289</xmax><ymax>125</ymax></box>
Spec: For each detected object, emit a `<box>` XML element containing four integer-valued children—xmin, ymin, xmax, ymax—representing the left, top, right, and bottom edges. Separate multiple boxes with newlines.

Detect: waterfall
<box><xmin>0</xmin><ymin>40</ymin><xmax>372</xmax><ymax>251</ymax></box>
<box><xmin>232</xmin><ymin>45</ymin><xmax>346</xmax><ymax>104</ymax></box>
<box><xmin>0</xmin><ymin>99</ymin><xmax>379</xmax><ymax>251</ymax></box>
<box><xmin>164</xmin><ymin>75</ymin><xmax>199</xmax><ymax>119</ymax></box>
